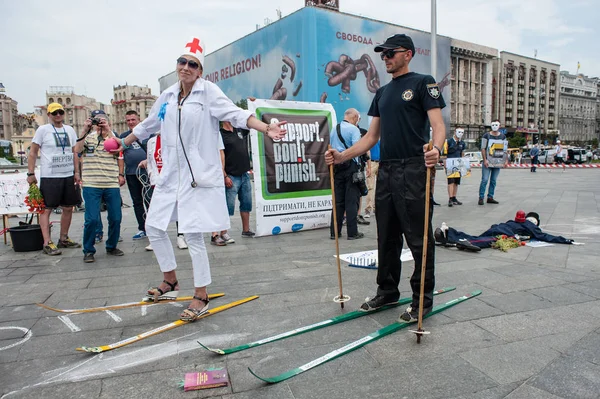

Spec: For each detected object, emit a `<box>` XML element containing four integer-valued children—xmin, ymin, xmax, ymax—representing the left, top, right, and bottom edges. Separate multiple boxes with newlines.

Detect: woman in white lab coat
<box><xmin>119</xmin><ymin>37</ymin><xmax>286</xmax><ymax>321</ymax></box>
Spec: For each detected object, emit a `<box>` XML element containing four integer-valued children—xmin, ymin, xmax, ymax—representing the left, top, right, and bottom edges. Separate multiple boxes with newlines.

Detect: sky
<box><xmin>1</xmin><ymin>0</ymin><xmax>598</xmax><ymax>114</ymax></box>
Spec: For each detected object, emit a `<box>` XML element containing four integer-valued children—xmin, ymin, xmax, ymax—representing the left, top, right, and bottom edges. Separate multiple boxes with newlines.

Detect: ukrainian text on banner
<box><xmin>249</xmin><ymin>99</ymin><xmax>336</xmax><ymax>237</ymax></box>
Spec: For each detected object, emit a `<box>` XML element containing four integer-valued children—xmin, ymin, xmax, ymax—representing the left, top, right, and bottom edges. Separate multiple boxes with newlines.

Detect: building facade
<box><xmin>111</xmin><ymin>85</ymin><xmax>156</xmax><ymax>134</ymax></box>
<box><xmin>558</xmin><ymin>71</ymin><xmax>598</xmax><ymax>144</ymax></box>
<box><xmin>496</xmin><ymin>52</ymin><xmax>560</xmax><ymax>145</ymax></box>
<box><xmin>0</xmin><ymin>84</ymin><xmax>18</xmax><ymax>141</ymax></box>
<box><xmin>450</xmin><ymin>39</ymin><xmax>497</xmax><ymax>147</ymax></box>
<box><xmin>37</xmin><ymin>87</ymin><xmax>113</xmax><ymax>134</ymax></box>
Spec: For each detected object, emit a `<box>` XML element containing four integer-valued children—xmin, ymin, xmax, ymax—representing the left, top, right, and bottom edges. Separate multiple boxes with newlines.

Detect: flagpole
<box><xmin>431</xmin><ymin>0</ymin><xmax>437</xmax><ymax>80</ymax></box>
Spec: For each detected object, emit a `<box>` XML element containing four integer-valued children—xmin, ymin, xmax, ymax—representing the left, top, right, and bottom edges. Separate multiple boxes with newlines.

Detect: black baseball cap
<box><xmin>374</xmin><ymin>34</ymin><xmax>416</xmax><ymax>57</ymax></box>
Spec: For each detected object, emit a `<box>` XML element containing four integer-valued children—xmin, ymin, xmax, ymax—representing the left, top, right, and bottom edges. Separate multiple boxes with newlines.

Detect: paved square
<box><xmin>1</xmin><ymin>168</ymin><xmax>599</xmax><ymax>398</ymax></box>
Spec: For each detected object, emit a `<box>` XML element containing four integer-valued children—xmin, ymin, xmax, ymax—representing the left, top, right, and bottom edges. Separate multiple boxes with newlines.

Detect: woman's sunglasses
<box><xmin>50</xmin><ymin>110</ymin><xmax>65</xmax><ymax>116</ymax></box>
<box><xmin>380</xmin><ymin>48</ymin><xmax>409</xmax><ymax>60</ymax></box>
<box><xmin>177</xmin><ymin>57</ymin><xmax>199</xmax><ymax>70</ymax></box>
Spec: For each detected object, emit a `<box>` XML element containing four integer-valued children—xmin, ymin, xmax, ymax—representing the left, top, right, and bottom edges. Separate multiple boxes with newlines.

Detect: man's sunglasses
<box><xmin>50</xmin><ymin>110</ymin><xmax>65</xmax><ymax>116</ymax></box>
<box><xmin>177</xmin><ymin>57</ymin><xmax>200</xmax><ymax>70</ymax></box>
<box><xmin>380</xmin><ymin>49</ymin><xmax>409</xmax><ymax>60</ymax></box>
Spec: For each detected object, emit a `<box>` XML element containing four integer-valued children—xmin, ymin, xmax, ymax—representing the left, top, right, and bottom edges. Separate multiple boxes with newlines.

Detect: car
<box><xmin>464</xmin><ymin>151</ymin><xmax>483</xmax><ymax>163</ymax></box>
<box><xmin>0</xmin><ymin>158</ymin><xmax>16</xmax><ymax>165</ymax></box>
<box><xmin>566</xmin><ymin>148</ymin><xmax>587</xmax><ymax>164</ymax></box>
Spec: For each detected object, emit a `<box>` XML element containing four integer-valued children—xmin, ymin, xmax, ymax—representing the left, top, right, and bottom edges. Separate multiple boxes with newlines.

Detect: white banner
<box><xmin>0</xmin><ymin>170</ymin><xmax>34</xmax><ymax>215</ymax></box>
<box><xmin>249</xmin><ymin>99</ymin><xmax>337</xmax><ymax>236</ymax></box>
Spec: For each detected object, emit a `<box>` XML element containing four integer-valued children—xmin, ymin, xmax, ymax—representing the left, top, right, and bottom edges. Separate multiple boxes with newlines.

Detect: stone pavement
<box><xmin>1</xmin><ymin>168</ymin><xmax>599</xmax><ymax>399</ymax></box>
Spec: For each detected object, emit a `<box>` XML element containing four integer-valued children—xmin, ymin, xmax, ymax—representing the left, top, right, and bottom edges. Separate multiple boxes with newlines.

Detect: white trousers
<box><xmin>146</xmin><ymin>225</ymin><xmax>211</xmax><ymax>288</ymax></box>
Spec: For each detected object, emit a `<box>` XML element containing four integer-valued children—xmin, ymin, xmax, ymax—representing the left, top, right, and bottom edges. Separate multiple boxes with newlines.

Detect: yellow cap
<box><xmin>47</xmin><ymin>103</ymin><xmax>64</xmax><ymax>114</ymax></box>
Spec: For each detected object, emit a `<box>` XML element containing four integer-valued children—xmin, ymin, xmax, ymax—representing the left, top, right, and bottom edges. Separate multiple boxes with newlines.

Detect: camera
<box><xmin>91</xmin><ymin>117</ymin><xmax>102</xmax><ymax>125</ymax></box>
<box><xmin>352</xmin><ymin>170</ymin><xmax>369</xmax><ymax>196</ymax></box>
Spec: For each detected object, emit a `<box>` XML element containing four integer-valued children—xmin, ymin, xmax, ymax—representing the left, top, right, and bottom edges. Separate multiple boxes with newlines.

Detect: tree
<box><xmin>235</xmin><ymin>99</ymin><xmax>248</xmax><ymax>110</ymax></box>
<box><xmin>592</xmin><ymin>138</ymin><xmax>599</xmax><ymax>149</ymax></box>
<box><xmin>508</xmin><ymin>132</ymin><xmax>526</xmax><ymax>149</ymax></box>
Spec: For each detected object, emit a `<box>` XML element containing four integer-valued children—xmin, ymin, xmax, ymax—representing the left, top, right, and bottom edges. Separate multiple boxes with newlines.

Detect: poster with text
<box><xmin>249</xmin><ymin>99</ymin><xmax>336</xmax><ymax>237</ymax></box>
<box><xmin>0</xmin><ymin>171</ymin><xmax>33</xmax><ymax>215</ymax></box>
<box><xmin>445</xmin><ymin>157</ymin><xmax>471</xmax><ymax>178</ymax></box>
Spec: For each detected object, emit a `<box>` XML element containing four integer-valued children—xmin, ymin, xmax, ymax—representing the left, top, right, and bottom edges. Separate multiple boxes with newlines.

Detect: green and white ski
<box><xmin>248</xmin><ymin>290</ymin><xmax>481</xmax><ymax>383</ymax></box>
<box><xmin>198</xmin><ymin>287</ymin><xmax>455</xmax><ymax>355</ymax></box>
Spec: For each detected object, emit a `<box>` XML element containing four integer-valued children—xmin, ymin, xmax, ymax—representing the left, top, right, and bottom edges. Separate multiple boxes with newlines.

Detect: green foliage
<box><xmin>592</xmin><ymin>138</ymin><xmax>599</xmax><ymax>149</ymax></box>
<box><xmin>0</xmin><ymin>147</ymin><xmax>4</xmax><ymax>158</ymax></box>
<box><xmin>508</xmin><ymin>132</ymin><xmax>526</xmax><ymax>149</ymax></box>
<box><xmin>235</xmin><ymin>99</ymin><xmax>248</xmax><ymax>110</ymax></box>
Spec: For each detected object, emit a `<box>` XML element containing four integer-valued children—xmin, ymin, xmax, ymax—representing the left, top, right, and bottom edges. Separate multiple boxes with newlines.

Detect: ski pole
<box><xmin>329</xmin><ymin>145</ymin><xmax>350</xmax><ymax>309</ymax></box>
<box><xmin>413</xmin><ymin>143</ymin><xmax>433</xmax><ymax>343</ymax></box>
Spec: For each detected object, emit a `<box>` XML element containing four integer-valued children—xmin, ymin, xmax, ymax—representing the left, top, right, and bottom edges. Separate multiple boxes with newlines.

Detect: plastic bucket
<box><xmin>9</xmin><ymin>224</ymin><xmax>44</xmax><ymax>252</ymax></box>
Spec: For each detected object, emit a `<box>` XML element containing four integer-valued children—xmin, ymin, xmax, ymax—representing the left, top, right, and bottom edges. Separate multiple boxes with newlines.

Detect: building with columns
<box><xmin>558</xmin><ymin>71</ymin><xmax>598</xmax><ymax>144</ymax></box>
<box><xmin>495</xmin><ymin>52</ymin><xmax>560</xmax><ymax>145</ymax></box>
<box><xmin>111</xmin><ymin>84</ymin><xmax>156</xmax><ymax>134</ymax></box>
<box><xmin>0</xmin><ymin>84</ymin><xmax>18</xmax><ymax>141</ymax></box>
<box><xmin>449</xmin><ymin>39</ymin><xmax>498</xmax><ymax>147</ymax></box>
<box><xmin>37</xmin><ymin>87</ymin><xmax>113</xmax><ymax>134</ymax></box>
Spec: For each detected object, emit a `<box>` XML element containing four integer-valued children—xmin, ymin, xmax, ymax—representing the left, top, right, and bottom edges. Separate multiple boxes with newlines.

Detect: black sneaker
<box><xmin>330</xmin><ymin>233</ymin><xmax>342</xmax><ymax>240</ymax></box>
<box><xmin>83</xmin><ymin>253</ymin><xmax>95</xmax><ymax>263</ymax></box>
<box><xmin>456</xmin><ymin>239</ymin><xmax>481</xmax><ymax>252</ymax></box>
<box><xmin>242</xmin><ymin>230</ymin><xmax>256</xmax><ymax>237</ymax></box>
<box><xmin>448</xmin><ymin>199</ymin><xmax>453</xmax><ymax>207</ymax></box>
<box><xmin>451</xmin><ymin>197</ymin><xmax>463</xmax><ymax>205</ymax></box>
<box><xmin>43</xmin><ymin>241</ymin><xmax>62</xmax><ymax>256</ymax></box>
<box><xmin>399</xmin><ymin>305</ymin><xmax>432</xmax><ymax>323</ymax></box>
<box><xmin>347</xmin><ymin>232</ymin><xmax>365</xmax><ymax>240</ymax></box>
<box><xmin>432</xmin><ymin>199</ymin><xmax>441</xmax><ymax>206</ymax></box>
<box><xmin>478</xmin><ymin>198</ymin><xmax>484</xmax><ymax>206</ymax></box>
<box><xmin>357</xmin><ymin>215</ymin><xmax>370</xmax><ymax>225</ymax></box>
<box><xmin>486</xmin><ymin>197</ymin><xmax>499</xmax><ymax>204</ymax></box>
<box><xmin>434</xmin><ymin>228</ymin><xmax>447</xmax><ymax>245</ymax></box>
<box><xmin>106</xmin><ymin>248</ymin><xmax>125</xmax><ymax>256</ymax></box>
<box><xmin>359</xmin><ymin>294</ymin><xmax>399</xmax><ymax>312</ymax></box>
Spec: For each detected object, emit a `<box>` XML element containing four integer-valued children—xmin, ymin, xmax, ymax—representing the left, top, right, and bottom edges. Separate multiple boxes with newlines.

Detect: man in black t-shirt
<box><xmin>216</xmin><ymin>121</ymin><xmax>255</xmax><ymax>244</ymax></box>
<box><xmin>325</xmin><ymin>33</ymin><xmax>446</xmax><ymax>323</ymax></box>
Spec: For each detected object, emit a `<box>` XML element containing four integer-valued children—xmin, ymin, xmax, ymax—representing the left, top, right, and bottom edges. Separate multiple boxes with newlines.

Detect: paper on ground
<box><xmin>335</xmin><ymin>249</ymin><xmax>413</xmax><ymax>264</ymax></box>
<box><xmin>526</xmin><ymin>240</ymin><xmax>555</xmax><ymax>248</ymax></box>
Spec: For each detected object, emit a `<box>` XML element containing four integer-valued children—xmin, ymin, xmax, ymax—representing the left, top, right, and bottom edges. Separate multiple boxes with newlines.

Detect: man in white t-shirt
<box><xmin>27</xmin><ymin>102</ymin><xmax>82</xmax><ymax>255</ymax></box>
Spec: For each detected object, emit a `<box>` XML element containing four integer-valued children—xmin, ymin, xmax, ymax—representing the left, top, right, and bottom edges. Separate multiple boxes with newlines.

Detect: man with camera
<box><xmin>27</xmin><ymin>102</ymin><xmax>82</xmax><ymax>255</ymax></box>
<box><xmin>330</xmin><ymin>108</ymin><xmax>364</xmax><ymax>240</ymax></box>
<box><xmin>74</xmin><ymin>110</ymin><xmax>125</xmax><ymax>263</ymax></box>
<box><xmin>356</xmin><ymin>119</ymin><xmax>371</xmax><ymax>226</ymax></box>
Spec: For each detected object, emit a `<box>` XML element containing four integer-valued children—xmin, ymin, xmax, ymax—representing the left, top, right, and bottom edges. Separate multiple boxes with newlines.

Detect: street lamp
<box><xmin>15</xmin><ymin>139</ymin><xmax>24</xmax><ymax>165</ymax></box>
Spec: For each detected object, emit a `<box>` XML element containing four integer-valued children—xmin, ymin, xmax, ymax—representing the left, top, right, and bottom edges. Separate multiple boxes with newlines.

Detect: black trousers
<box><xmin>126</xmin><ymin>173</ymin><xmax>151</xmax><ymax>232</ymax></box>
<box><xmin>375</xmin><ymin>158</ymin><xmax>435</xmax><ymax>309</ymax></box>
<box><xmin>330</xmin><ymin>162</ymin><xmax>360</xmax><ymax>237</ymax></box>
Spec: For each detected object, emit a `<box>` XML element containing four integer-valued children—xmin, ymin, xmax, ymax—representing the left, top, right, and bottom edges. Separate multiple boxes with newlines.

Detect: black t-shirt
<box><xmin>446</xmin><ymin>137</ymin><xmax>466</xmax><ymax>159</ymax></box>
<box><xmin>368</xmin><ymin>72</ymin><xmax>446</xmax><ymax>160</ymax></box>
<box><xmin>220</xmin><ymin>127</ymin><xmax>251</xmax><ymax>176</ymax></box>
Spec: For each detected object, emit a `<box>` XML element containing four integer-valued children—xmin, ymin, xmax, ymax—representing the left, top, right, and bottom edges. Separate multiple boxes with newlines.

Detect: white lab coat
<box><xmin>133</xmin><ymin>78</ymin><xmax>252</xmax><ymax>233</ymax></box>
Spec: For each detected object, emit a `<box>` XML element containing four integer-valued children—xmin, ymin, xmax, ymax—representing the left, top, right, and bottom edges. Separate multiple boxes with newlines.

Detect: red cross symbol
<box><xmin>185</xmin><ymin>38</ymin><xmax>203</xmax><ymax>55</ymax></box>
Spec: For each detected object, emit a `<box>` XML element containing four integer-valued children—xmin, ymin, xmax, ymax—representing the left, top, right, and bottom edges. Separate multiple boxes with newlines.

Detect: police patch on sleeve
<box><xmin>402</xmin><ymin>89</ymin><xmax>414</xmax><ymax>101</ymax></box>
<box><xmin>427</xmin><ymin>83</ymin><xmax>441</xmax><ymax>99</ymax></box>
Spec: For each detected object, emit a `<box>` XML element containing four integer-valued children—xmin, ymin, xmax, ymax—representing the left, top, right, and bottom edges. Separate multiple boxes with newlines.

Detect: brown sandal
<box><xmin>180</xmin><ymin>296</ymin><xmax>210</xmax><ymax>322</ymax></box>
<box><xmin>146</xmin><ymin>280</ymin><xmax>179</xmax><ymax>302</ymax></box>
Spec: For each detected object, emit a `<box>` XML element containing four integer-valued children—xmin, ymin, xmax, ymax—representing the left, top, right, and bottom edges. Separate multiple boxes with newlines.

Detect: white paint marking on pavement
<box><xmin>0</xmin><ymin>327</ymin><xmax>33</xmax><ymax>351</ymax></box>
<box><xmin>2</xmin><ymin>331</ymin><xmax>247</xmax><ymax>398</ymax></box>
<box><xmin>169</xmin><ymin>302</ymin><xmax>184</xmax><ymax>308</ymax></box>
<box><xmin>104</xmin><ymin>310</ymin><xmax>122</xmax><ymax>323</ymax></box>
<box><xmin>141</xmin><ymin>305</ymin><xmax>147</xmax><ymax>316</ymax></box>
<box><xmin>57</xmin><ymin>316</ymin><xmax>81</xmax><ymax>332</ymax></box>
